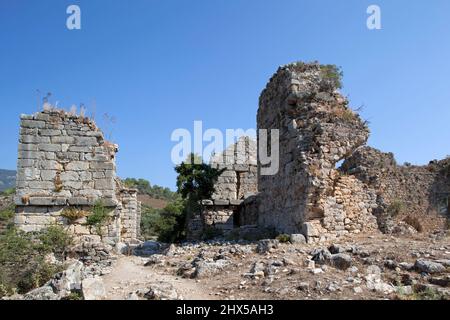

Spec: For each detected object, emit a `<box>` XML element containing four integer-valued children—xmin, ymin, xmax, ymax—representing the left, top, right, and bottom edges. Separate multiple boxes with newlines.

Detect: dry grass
<box><xmin>61</xmin><ymin>208</ymin><xmax>88</xmax><ymax>223</ymax></box>
<box><xmin>403</xmin><ymin>215</ymin><xmax>423</xmax><ymax>233</ymax></box>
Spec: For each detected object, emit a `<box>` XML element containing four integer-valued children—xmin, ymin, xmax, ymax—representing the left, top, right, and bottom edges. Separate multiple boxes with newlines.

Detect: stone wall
<box><xmin>187</xmin><ymin>137</ymin><xmax>258</xmax><ymax>239</ymax></box>
<box><xmin>210</xmin><ymin>136</ymin><xmax>257</xmax><ymax>201</ymax></box>
<box><xmin>341</xmin><ymin>146</ymin><xmax>450</xmax><ymax>232</ymax></box>
<box><xmin>257</xmin><ymin>62</ymin><xmax>373</xmax><ymax>240</ymax></box>
<box><xmin>14</xmin><ymin>109</ymin><xmax>141</xmax><ymax>245</ymax></box>
<box><xmin>256</xmin><ymin>62</ymin><xmax>449</xmax><ymax>241</ymax></box>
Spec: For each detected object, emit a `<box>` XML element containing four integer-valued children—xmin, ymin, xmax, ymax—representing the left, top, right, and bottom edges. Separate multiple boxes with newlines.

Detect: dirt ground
<box><xmin>101</xmin><ymin>231</ymin><xmax>450</xmax><ymax>300</ymax></box>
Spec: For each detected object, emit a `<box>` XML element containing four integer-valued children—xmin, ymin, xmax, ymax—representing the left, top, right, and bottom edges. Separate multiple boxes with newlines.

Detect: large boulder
<box><xmin>50</xmin><ymin>260</ymin><xmax>84</xmax><ymax>298</ymax></box>
<box><xmin>82</xmin><ymin>277</ymin><xmax>106</xmax><ymax>300</ymax></box>
<box><xmin>142</xmin><ymin>282</ymin><xmax>181</xmax><ymax>300</ymax></box>
<box><xmin>23</xmin><ymin>286</ymin><xmax>58</xmax><ymax>300</ymax></box>
<box><xmin>290</xmin><ymin>234</ymin><xmax>307</xmax><ymax>244</ymax></box>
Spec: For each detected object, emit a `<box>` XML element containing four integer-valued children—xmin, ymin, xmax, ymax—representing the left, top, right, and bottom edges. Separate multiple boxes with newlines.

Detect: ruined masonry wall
<box><xmin>210</xmin><ymin>136</ymin><xmax>257</xmax><ymax>201</ymax></box>
<box><xmin>257</xmin><ymin>62</ymin><xmax>374</xmax><ymax>240</ymax></box>
<box><xmin>14</xmin><ymin>109</ymin><xmax>141</xmax><ymax>245</ymax></box>
<box><xmin>187</xmin><ymin>137</ymin><xmax>258</xmax><ymax>239</ymax></box>
<box><xmin>342</xmin><ymin>146</ymin><xmax>449</xmax><ymax>231</ymax></box>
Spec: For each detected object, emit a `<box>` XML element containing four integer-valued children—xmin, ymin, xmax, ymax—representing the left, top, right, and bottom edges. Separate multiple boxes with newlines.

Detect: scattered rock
<box><xmin>311</xmin><ymin>248</ymin><xmax>332</xmax><ymax>265</ymax></box>
<box><xmin>330</xmin><ymin>254</ymin><xmax>352</xmax><ymax>270</ymax></box>
<box><xmin>414</xmin><ymin>259</ymin><xmax>445</xmax><ymax>274</ymax></box>
<box><xmin>297</xmin><ymin>282</ymin><xmax>310</xmax><ymax>291</ymax></box>
<box><xmin>429</xmin><ymin>276</ymin><xmax>450</xmax><ymax>288</ymax></box>
<box><xmin>328</xmin><ymin>244</ymin><xmax>345</xmax><ymax>254</ymax></box>
<box><xmin>133</xmin><ymin>241</ymin><xmax>162</xmax><ymax>256</ymax></box>
<box><xmin>144</xmin><ymin>255</ymin><xmax>165</xmax><ymax>266</ymax></box>
<box><xmin>290</xmin><ymin>234</ymin><xmax>306</xmax><ymax>244</ymax></box>
<box><xmin>256</xmin><ymin>239</ymin><xmax>279</xmax><ymax>254</ymax></box>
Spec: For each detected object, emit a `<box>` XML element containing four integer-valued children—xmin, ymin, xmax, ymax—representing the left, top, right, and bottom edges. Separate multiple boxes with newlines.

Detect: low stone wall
<box><xmin>342</xmin><ymin>146</ymin><xmax>449</xmax><ymax>231</ymax></box>
<box><xmin>15</xmin><ymin>204</ymin><xmax>120</xmax><ymax>244</ymax></box>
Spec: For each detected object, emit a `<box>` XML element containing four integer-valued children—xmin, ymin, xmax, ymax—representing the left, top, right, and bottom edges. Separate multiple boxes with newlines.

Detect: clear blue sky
<box><xmin>1</xmin><ymin>0</ymin><xmax>449</xmax><ymax>190</ymax></box>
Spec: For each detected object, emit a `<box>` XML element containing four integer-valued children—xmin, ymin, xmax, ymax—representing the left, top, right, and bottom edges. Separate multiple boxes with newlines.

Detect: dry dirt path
<box><xmin>102</xmin><ymin>255</ymin><xmax>213</xmax><ymax>300</ymax></box>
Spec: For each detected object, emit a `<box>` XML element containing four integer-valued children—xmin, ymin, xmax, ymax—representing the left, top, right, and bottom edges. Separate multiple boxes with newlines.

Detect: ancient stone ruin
<box><xmin>14</xmin><ymin>62</ymin><xmax>449</xmax><ymax>245</ymax></box>
<box><xmin>14</xmin><ymin>109</ymin><xmax>141</xmax><ymax>245</ymax></box>
<box><xmin>190</xmin><ymin>62</ymin><xmax>450</xmax><ymax>242</ymax></box>
<box><xmin>187</xmin><ymin>136</ymin><xmax>258</xmax><ymax>239</ymax></box>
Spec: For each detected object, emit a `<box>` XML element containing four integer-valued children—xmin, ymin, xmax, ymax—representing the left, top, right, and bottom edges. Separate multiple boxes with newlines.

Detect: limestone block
<box><xmin>94</xmin><ymin>179</ymin><xmax>114</xmax><ymax>190</ymax></box>
<box><xmin>66</xmin><ymin>161</ymin><xmax>90</xmax><ymax>171</ymax></box>
<box><xmin>75</xmin><ymin>136</ymin><xmax>98</xmax><ymax>146</ymax></box>
<box><xmin>39</xmin><ymin>160</ymin><xmax>63</xmax><ymax>170</ymax></box>
<box><xmin>18</xmin><ymin>143</ymin><xmax>38</xmax><ymax>151</ymax></box>
<box><xmin>28</xmin><ymin>181</ymin><xmax>55</xmax><ymax>189</ymax></box>
<box><xmin>40</xmin><ymin>129</ymin><xmax>61</xmax><ymax>136</ymax></box>
<box><xmin>18</xmin><ymin>150</ymin><xmax>44</xmax><ymax>159</ymax></box>
<box><xmin>52</xmin><ymin>136</ymin><xmax>76</xmax><ymax>144</ymax></box>
<box><xmin>40</xmin><ymin>170</ymin><xmax>57</xmax><ymax>181</ymax></box>
<box><xmin>21</xmin><ymin>120</ymin><xmax>46</xmax><ymax>128</ymax></box>
<box><xmin>60</xmin><ymin>171</ymin><xmax>79</xmax><ymax>181</ymax></box>
<box><xmin>90</xmin><ymin>162</ymin><xmax>114</xmax><ymax>170</ymax></box>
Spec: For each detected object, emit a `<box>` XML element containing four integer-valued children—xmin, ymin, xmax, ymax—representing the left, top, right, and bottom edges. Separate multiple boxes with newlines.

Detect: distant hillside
<box><xmin>0</xmin><ymin>170</ymin><xmax>16</xmax><ymax>192</ymax></box>
<box><xmin>122</xmin><ymin>178</ymin><xmax>178</xmax><ymax>202</ymax></box>
<box><xmin>137</xmin><ymin>194</ymin><xmax>168</xmax><ymax>209</ymax></box>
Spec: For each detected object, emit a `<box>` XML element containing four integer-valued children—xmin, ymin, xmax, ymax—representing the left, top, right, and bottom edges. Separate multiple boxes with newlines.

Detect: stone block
<box><xmin>18</xmin><ymin>143</ymin><xmax>38</xmax><ymax>151</ymax></box>
<box><xmin>40</xmin><ymin>129</ymin><xmax>61</xmax><ymax>136</ymax></box>
<box><xmin>52</xmin><ymin>136</ymin><xmax>76</xmax><ymax>144</ymax></box>
<box><xmin>40</xmin><ymin>170</ymin><xmax>57</xmax><ymax>181</ymax></box>
<box><xmin>75</xmin><ymin>136</ymin><xmax>98</xmax><ymax>146</ymax></box>
<box><xmin>66</xmin><ymin>161</ymin><xmax>90</xmax><ymax>171</ymax></box>
<box><xmin>94</xmin><ymin>179</ymin><xmax>114</xmax><ymax>190</ymax></box>
<box><xmin>214</xmin><ymin>199</ymin><xmax>230</xmax><ymax>206</ymax></box>
<box><xmin>60</xmin><ymin>171</ymin><xmax>79</xmax><ymax>181</ymax></box>
<box><xmin>28</xmin><ymin>181</ymin><xmax>55</xmax><ymax>189</ymax></box>
<box><xmin>39</xmin><ymin>160</ymin><xmax>63</xmax><ymax>170</ymax></box>
<box><xmin>21</xmin><ymin>120</ymin><xmax>46</xmax><ymax>128</ymax></box>
<box><xmin>90</xmin><ymin>162</ymin><xmax>114</xmax><ymax>170</ymax></box>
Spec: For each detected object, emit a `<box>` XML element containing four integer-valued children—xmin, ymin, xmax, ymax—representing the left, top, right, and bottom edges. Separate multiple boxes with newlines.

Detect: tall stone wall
<box><xmin>257</xmin><ymin>62</ymin><xmax>375</xmax><ymax>239</ymax></box>
<box><xmin>14</xmin><ymin>109</ymin><xmax>141</xmax><ymax>245</ymax></box>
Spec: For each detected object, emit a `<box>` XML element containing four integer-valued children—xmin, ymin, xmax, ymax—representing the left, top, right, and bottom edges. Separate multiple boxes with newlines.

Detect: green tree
<box><xmin>175</xmin><ymin>153</ymin><xmax>225</xmax><ymax>235</ymax></box>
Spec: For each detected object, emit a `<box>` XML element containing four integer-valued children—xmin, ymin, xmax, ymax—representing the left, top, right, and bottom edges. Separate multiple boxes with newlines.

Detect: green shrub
<box><xmin>276</xmin><ymin>234</ymin><xmax>291</xmax><ymax>243</ymax></box>
<box><xmin>0</xmin><ymin>227</ymin><xmax>70</xmax><ymax>297</ymax></box>
<box><xmin>320</xmin><ymin>64</ymin><xmax>344</xmax><ymax>89</ymax></box>
<box><xmin>86</xmin><ymin>201</ymin><xmax>110</xmax><ymax>234</ymax></box>
<box><xmin>0</xmin><ymin>188</ymin><xmax>15</xmax><ymax>196</ymax></box>
<box><xmin>140</xmin><ymin>199</ymin><xmax>186</xmax><ymax>243</ymax></box>
<box><xmin>38</xmin><ymin>225</ymin><xmax>73</xmax><ymax>259</ymax></box>
<box><xmin>0</xmin><ymin>204</ymin><xmax>15</xmax><ymax>222</ymax></box>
